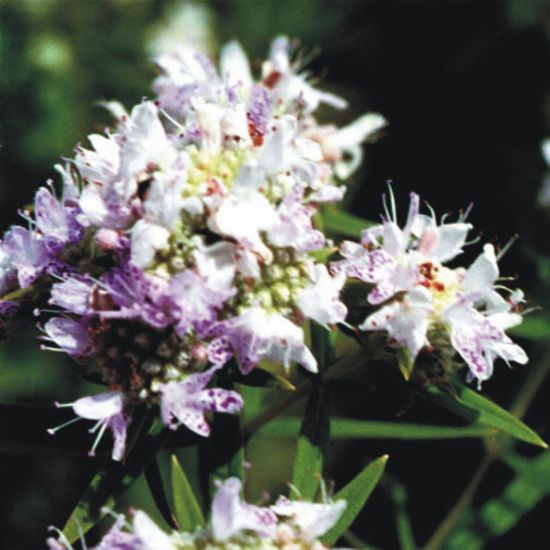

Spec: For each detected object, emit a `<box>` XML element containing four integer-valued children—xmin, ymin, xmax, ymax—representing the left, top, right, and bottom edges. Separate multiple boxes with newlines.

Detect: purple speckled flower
<box><xmin>159</xmin><ymin>367</ymin><xmax>243</xmax><ymax>436</ymax></box>
<box><xmin>211</xmin><ymin>477</ymin><xmax>277</xmax><ymax>541</ymax></box>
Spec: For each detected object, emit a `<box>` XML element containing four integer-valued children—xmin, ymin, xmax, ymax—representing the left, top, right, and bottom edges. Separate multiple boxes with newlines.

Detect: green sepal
<box><xmin>396</xmin><ymin>348</ymin><xmax>415</xmax><ymax>380</ymax></box>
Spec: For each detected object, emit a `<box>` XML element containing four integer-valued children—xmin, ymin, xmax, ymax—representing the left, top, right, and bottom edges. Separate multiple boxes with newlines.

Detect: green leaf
<box><xmin>145</xmin><ymin>458</ymin><xmax>177</xmax><ymax>530</ymax></box>
<box><xmin>62</xmin><ymin>417</ymin><xmax>171</xmax><ymax>543</ymax></box>
<box><xmin>321</xmin><ymin>454</ymin><xmax>389</xmax><ymax>546</ymax></box>
<box><xmin>508</xmin><ymin>314</ymin><xmax>550</xmax><ymax>341</ymax></box>
<box><xmin>171</xmin><ymin>455</ymin><xmax>205</xmax><ymax>532</ymax></box>
<box><xmin>322</xmin><ymin>205</ymin><xmax>373</xmax><ymax>238</ymax></box>
<box><xmin>259</xmin><ymin>417</ymin><xmax>490</xmax><ymax>440</ymax></box>
<box><xmin>291</xmin><ymin>386</ymin><xmax>330</xmax><ymax>500</ymax></box>
<box><xmin>424</xmin><ymin>383</ymin><xmax>547</xmax><ymax>448</ymax></box>
<box><xmin>396</xmin><ymin>348</ymin><xmax>415</xmax><ymax>380</ymax></box>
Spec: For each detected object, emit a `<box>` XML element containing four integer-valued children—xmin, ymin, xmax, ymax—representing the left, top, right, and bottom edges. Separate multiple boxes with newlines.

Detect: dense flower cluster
<box><xmin>0</xmin><ymin>37</ymin><xmax>384</xmax><ymax>460</ymax></box>
<box><xmin>332</xmin><ymin>191</ymin><xmax>528</xmax><ymax>386</ymax></box>
<box><xmin>47</xmin><ymin>477</ymin><xmax>349</xmax><ymax>550</ymax></box>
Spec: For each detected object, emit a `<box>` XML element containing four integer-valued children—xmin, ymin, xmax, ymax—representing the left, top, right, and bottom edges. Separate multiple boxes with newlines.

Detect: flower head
<box><xmin>334</xmin><ymin>190</ymin><xmax>528</xmax><ymax>385</ymax></box>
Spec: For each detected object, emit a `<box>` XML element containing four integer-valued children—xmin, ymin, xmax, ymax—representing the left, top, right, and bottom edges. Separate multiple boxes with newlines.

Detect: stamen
<box><xmin>286</xmin><ymin>482</ymin><xmax>302</xmax><ymax>499</ymax></box>
<box><xmin>18</xmin><ymin>209</ymin><xmax>36</xmax><ymax>229</ymax></box>
<box><xmin>460</xmin><ymin>202</ymin><xmax>474</xmax><ymax>222</ymax></box>
<box><xmin>40</xmin><ymin>345</ymin><xmax>65</xmax><ymax>353</ymax></box>
<box><xmin>381</xmin><ymin>193</ymin><xmax>391</xmax><ymax>222</ymax></box>
<box><xmin>47</xmin><ymin>526</ymin><xmax>74</xmax><ymax>549</ymax></box>
<box><xmin>47</xmin><ymin>417</ymin><xmax>81</xmax><ymax>435</ymax></box>
<box><xmin>160</xmin><ymin>108</ymin><xmax>185</xmax><ymax>132</ymax></box>
<box><xmin>88</xmin><ymin>419</ymin><xmax>104</xmax><ymax>434</ymax></box>
<box><xmin>88</xmin><ymin>421</ymin><xmax>108</xmax><ymax>457</ymax></box>
<box><xmin>387</xmin><ymin>183</ymin><xmax>397</xmax><ymax>223</ymax></box>
<box><xmin>496</xmin><ymin>234</ymin><xmax>518</xmax><ymax>261</ymax></box>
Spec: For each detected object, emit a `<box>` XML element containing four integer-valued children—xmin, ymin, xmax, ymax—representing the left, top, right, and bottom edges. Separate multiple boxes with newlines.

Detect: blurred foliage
<box><xmin>1</xmin><ymin>1</ymin><xmax>550</xmax><ymax>549</ymax></box>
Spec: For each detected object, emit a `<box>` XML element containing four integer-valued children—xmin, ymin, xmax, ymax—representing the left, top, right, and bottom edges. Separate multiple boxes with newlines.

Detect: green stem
<box><xmin>241</xmin><ymin>383</ymin><xmax>309</xmax><ymax>440</ymax></box>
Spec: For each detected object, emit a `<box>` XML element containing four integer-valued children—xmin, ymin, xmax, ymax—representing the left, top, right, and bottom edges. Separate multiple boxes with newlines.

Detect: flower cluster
<box><xmin>47</xmin><ymin>477</ymin><xmax>349</xmax><ymax>550</ymax></box>
<box><xmin>332</xmin><ymin>191</ymin><xmax>528</xmax><ymax>386</ymax></box>
<box><xmin>0</xmin><ymin>37</ymin><xmax>383</xmax><ymax>460</ymax></box>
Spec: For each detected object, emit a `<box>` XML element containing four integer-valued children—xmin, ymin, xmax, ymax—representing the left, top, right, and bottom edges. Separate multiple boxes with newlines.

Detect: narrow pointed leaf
<box><xmin>424</xmin><ymin>383</ymin><xmax>547</xmax><ymax>448</ymax></box>
<box><xmin>291</xmin><ymin>385</ymin><xmax>330</xmax><ymax>500</ymax></box>
<box><xmin>321</xmin><ymin>454</ymin><xmax>389</xmax><ymax>546</ymax></box>
<box><xmin>322</xmin><ymin>205</ymin><xmax>373</xmax><ymax>238</ymax></box>
<box><xmin>258</xmin><ymin>417</ymin><xmax>491</xmax><ymax>440</ymax></box>
<box><xmin>145</xmin><ymin>458</ymin><xmax>178</xmax><ymax>530</ymax></box>
<box><xmin>508</xmin><ymin>314</ymin><xmax>550</xmax><ymax>341</ymax></box>
<box><xmin>171</xmin><ymin>455</ymin><xmax>205</xmax><ymax>531</ymax></box>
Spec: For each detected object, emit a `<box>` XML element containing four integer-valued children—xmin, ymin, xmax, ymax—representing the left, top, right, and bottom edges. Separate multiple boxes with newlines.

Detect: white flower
<box><xmin>223</xmin><ymin>306</ymin><xmax>317</xmax><ymax>374</ymax></box>
<box><xmin>339</xmin><ymin>191</ymin><xmax>527</xmax><ymax>384</ymax></box>
<box><xmin>296</xmin><ymin>265</ymin><xmax>348</xmax><ymax>327</ymax></box>
<box><xmin>271</xmin><ymin>496</ymin><xmax>347</xmax><ymax>542</ymax></box>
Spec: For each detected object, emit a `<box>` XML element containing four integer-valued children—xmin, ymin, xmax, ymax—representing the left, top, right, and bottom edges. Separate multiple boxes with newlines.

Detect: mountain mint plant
<box><xmin>0</xmin><ymin>32</ymin><xmax>542</xmax><ymax>550</ymax></box>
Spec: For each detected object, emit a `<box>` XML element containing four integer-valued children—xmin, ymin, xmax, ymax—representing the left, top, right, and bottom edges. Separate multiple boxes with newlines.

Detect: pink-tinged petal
<box><xmin>463</xmin><ymin>244</ymin><xmax>499</xmax><ymax>297</ymax></box>
<box><xmin>132</xmin><ymin>510</ymin><xmax>175</xmax><ymax>550</ymax></box>
<box><xmin>451</xmin><ymin>327</ymin><xmax>491</xmax><ymax>382</ymax></box>
<box><xmin>49</xmin><ymin>276</ymin><xmax>94</xmax><ymax>315</ymax></box>
<box><xmin>220</xmin><ymin>40</ymin><xmax>252</xmax><ymax>88</ymax></box>
<box><xmin>267</xmin><ymin>187</ymin><xmax>325</xmax><ymax>253</ymax></box>
<box><xmin>207</xmin><ymin>336</ymin><xmax>234</xmax><ymax>367</ymax></box>
<box><xmin>430</xmin><ymin>223</ymin><xmax>472</xmax><ymax>263</ymax></box>
<box><xmin>198</xmin><ymin>388</ymin><xmax>244</xmax><ymax>414</ymax></box>
<box><xmin>72</xmin><ymin>391</ymin><xmax>124</xmax><ymax>420</ymax></box>
<box><xmin>43</xmin><ymin>317</ymin><xmax>91</xmax><ymax>357</ymax></box>
<box><xmin>402</xmin><ymin>192</ymin><xmax>420</xmax><ymax>241</ymax></box>
<box><xmin>224</xmin><ymin>308</ymin><xmax>318</xmax><ymax>374</ymax></box>
<box><xmin>93</xmin><ymin>514</ymin><xmax>139</xmax><ymax>549</ymax></box>
<box><xmin>159</xmin><ymin>368</ymin><xmax>240</xmax><ymax>436</ymax></box>
<box><xmin>3</xmin><ymin>226</ymin><xmax>50</xmax><ymax>287</ymax></box>
<box><xmin>296</xmin><ymin>265</ymin><xmax>347</xmax><ymax>326</ymax></box>
<box><xmin>361</xmin><ymin>288</ymin><xmax>432</xmax><ymax>360</ymax></box>
<box><xmin>271</xmin><ymin>497</ymin><xmax>347</xmax><ymax>542</ymax></box>
<box><xmin>211</xmin><ymin>478</ymin><xmax>277</xmax><ymax>542</ymax></box>
<box><xmin>130</xmin><ymin>220</ymin><xmax>170</xmax><ymax>269</ymax></box>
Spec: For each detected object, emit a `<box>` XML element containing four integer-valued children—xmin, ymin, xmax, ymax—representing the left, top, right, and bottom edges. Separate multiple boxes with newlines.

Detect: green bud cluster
<box><xmin>235</xmin><ymin>248</ymin><xmax>310</xmax><ymax>315</ymax></box>
<box><xmin>186</xmin><ymin>146</ymin><xmax>247</xmax><ymax>192</ymax></box>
